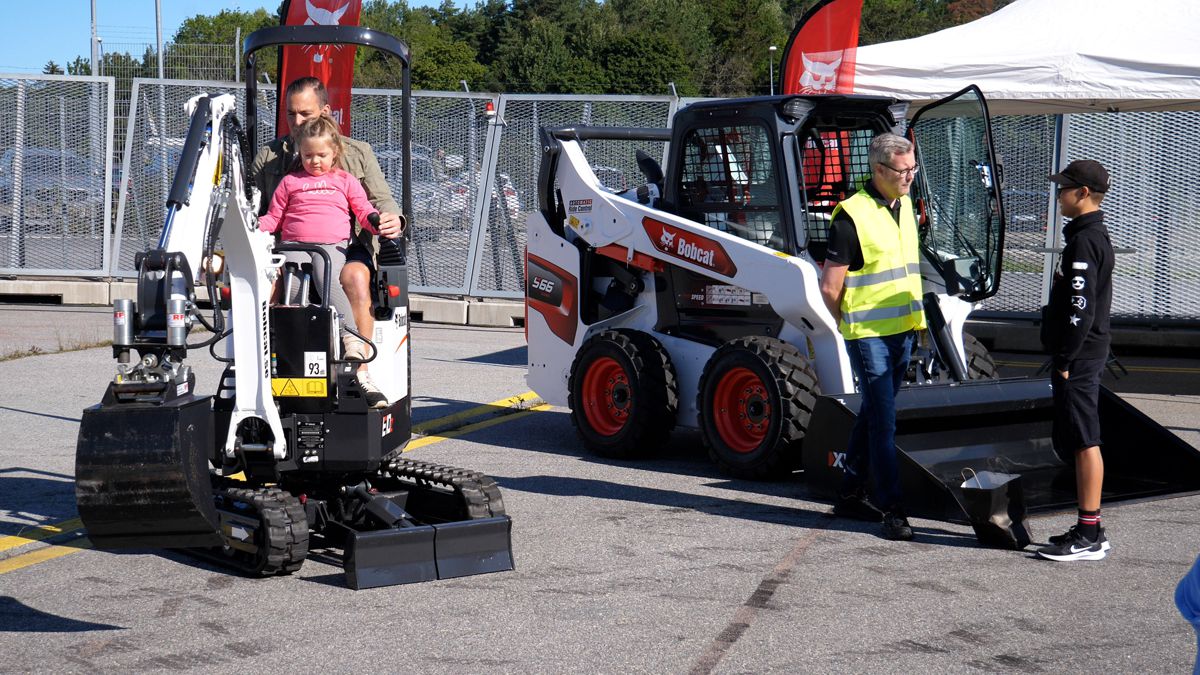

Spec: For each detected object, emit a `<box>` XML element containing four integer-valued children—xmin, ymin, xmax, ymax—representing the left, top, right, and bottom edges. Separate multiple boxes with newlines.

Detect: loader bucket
<box><xmin>341</xmin><ymin>516</ymin><xmax>513</xmax><ymax>590</ymax></box>
<box><xmin>803</xmin><ymin>378</ymin><xmax>1200</xmax><ymax>522</ymax></box>
<box><xmin>75</xmin><ymin>396</ymin><xmax>223</xmax><ymax>548</ymax></box>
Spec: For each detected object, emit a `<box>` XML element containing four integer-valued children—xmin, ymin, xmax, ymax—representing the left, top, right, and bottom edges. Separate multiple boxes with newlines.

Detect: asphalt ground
<box><xmin>1</xmin><ymin>305</ymin><xmax>1198</xmax><ymax>673</ymax></box>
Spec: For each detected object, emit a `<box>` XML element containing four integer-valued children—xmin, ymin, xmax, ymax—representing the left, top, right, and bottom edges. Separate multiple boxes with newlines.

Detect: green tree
<box><xmin>173</xmin><ymin>8</ymin><xmax>278</xmax><ymax>43</ymax></box>
<box><xmin>66</xmin><ymin>57</ymin><xmax>91</xmax><ymax>76</ymax></box>
<box><xmin>492</xmin><ymin>15</ymin><xmax>607</xmax><ymax>93</ymax></box>
<box><xmin>700</xmin><ymin>0</ymin><xmax>787</xmax><ymax>96</ymax></box>
<box><xmin>859</xmin><ymin>0</ymin><xmax>949</xmax><ymax>45</ymax></box>
<box><xmin>601</xmin><ymin>31</ymin><xmax>696</xmax><ymax>96</ymax></box>
<box><xmin>42</xmin><ymin>61</ymin><xmax>64</xmax><ymax>75</ymax></box>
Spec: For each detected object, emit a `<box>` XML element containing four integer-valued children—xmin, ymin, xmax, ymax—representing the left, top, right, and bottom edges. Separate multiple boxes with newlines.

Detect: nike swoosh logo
<box><xmin>1069</xmin><ymin>544</ymin><xmax>1094</xmax><ymax>553</ymax></box>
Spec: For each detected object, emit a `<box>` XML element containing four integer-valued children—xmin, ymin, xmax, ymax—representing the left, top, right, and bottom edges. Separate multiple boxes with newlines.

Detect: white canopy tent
<box><xmin>852</xmin><ymin>0</ymin><xmax>1200</xmax><ymax>114</ymax></box>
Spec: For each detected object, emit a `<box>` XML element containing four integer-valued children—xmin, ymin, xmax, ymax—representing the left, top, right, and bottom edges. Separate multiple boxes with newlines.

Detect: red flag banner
<box><xmin>275</xmin><ymin>0</ymin><xmax>363</xmax><ymax>137</ymax></box>
<box><xmin>779</xmin><ymin>0</ymin><xmax>863</xmax><ymax>95</ymax></box>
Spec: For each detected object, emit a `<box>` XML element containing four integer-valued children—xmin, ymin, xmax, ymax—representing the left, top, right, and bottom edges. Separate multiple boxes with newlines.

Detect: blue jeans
<box><xmin>840</xmin><ymin>330</ymin><xmax>914</xmax><ymax>512</ymax></box>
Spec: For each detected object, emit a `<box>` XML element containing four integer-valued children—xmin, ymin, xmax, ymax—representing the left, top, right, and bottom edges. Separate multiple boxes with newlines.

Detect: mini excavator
<box><xmin>75</xmin><ymin>26</ymin><xmax>513</xmax><ymax>589</ymax></box>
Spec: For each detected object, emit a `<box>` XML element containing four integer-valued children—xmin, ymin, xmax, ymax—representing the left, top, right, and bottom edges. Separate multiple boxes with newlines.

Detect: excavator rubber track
<box><xmin>186</xmin><ymin>486</ymin><xmax>309</xmax><ymax>577</ymax></box>
<box><xmin>380</xmin><ymin>455</ymin><xmax>507</xmax><ymax>520</ymax></box>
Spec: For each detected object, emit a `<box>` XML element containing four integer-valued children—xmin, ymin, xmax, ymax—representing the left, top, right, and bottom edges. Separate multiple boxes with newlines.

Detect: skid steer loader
<box><xmin>74</xmin><ymin>26</ymin><xmax>513</xmax><ymax>589</ymax></box>
<box><xmin>526</xmin><ymin>87</ymin><xmax>1200</xmax><ymax>523</ymax></box>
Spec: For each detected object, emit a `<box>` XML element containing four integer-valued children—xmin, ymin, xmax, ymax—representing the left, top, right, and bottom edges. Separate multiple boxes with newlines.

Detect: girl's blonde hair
<box><xmin>292</xmin><ymin>113</ymin><xmax>345</xmax><ymax>170</ymax></box>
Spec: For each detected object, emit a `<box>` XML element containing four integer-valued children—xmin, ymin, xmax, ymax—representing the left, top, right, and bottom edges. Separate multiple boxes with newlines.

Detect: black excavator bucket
<box><xmin>75</xmin><ymin>396</ymin><xmax>223</xmax><ymax>548</ymax></box>
<box><xmin>340</xmin><ymin>516</ymin><xmax>514</xmax><ymax>590</ymax></box>
<box><xmin>803</xmin><ymin>378</ymin><xmax>1200</xmax><ymax>522</ymax></box>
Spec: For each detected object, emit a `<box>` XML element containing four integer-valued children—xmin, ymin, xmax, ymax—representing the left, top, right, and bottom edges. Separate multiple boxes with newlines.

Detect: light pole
<box><xmin>769</xmin><ymin>45</ymin><xmax>777</xmax><ymax>96</ymax></box>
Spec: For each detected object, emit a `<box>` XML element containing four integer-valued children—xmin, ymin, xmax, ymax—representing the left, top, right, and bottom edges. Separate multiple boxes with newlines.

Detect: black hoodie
<box><xmin>1043</xmin><ymin>210</ymin><xmax>1113</xmax><ymax>370</ymax></box>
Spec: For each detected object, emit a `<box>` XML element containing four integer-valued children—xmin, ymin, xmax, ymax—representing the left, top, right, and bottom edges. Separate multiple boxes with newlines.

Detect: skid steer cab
<box><xmin>526</xmin><ymin>87</ymin><xmax>1200</xmax><ymax>523</ymax></box>
<box><xmin>74</xmin><ymin>25</ymin><xmax>513</xmax><ymax>590</ymax></box>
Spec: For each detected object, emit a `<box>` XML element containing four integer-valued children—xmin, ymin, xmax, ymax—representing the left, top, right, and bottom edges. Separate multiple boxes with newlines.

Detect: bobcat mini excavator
<box><xmin>527</xmin><ymin>87</ymin><xmax>1200</xmax><ymax>524</ymax></box>
<box><xmin>75</xmin><ymin>26</ymin><xmax>513</xmax><ymax>589</ymax></box>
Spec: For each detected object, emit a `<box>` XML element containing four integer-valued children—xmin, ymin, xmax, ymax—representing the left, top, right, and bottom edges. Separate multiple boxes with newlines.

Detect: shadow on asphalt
<box><xmin>0</xmin><ymin>596</ymin><xmax>122</xmax><ymax>632</ymax></box>
<box><xmin>0</xmin><ymin>469</ymin><xmax>79</xmax><ymax>536</ymax></box>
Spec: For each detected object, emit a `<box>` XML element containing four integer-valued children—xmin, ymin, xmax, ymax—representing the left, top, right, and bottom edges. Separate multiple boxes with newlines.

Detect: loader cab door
<box><xmin>909</xmin><ymin>85</ymin><xmax>1006</xmax><ymax>302</ymax></box>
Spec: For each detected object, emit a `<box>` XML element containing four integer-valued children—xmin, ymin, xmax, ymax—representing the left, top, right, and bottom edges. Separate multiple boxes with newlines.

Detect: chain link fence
<box><xmin>5</xmin><ymin>69</ymin><xmax>1200</xmax><ymax>324</ymax></box>
<box><xmin>100</xmin><ymin>42</ymin><xmax>240</xmax><ymax>182</ymax></box>
<box><xmin>471</xmin><ymin>94</ymin><xmax>676</xmax><ymax>297</ymax></box>
<box><xmin>113</xmin><ymin>79</ymin><xmax>271</xmax><ymax>275</ymax></box>
<box><xmin>0</xmin><ymin>74</ymin><xmax>113</xmax><ymax>275</ymax></box>
<box><xmin>1061</xmin><ymin>112</ymin><xmax>1200</xmax><ymax>321</ymax></box>
<box><xmin>980</xmin><ymin>114</ymin><xmax>1059</xmax><ymax>314</ymax></box>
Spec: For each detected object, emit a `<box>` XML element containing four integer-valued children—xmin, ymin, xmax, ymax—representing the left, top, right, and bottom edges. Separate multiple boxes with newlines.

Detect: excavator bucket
<box><xmin>803</xmin><ymin>378</ymin><xmax>1200</xmax><ymax>522</ymax></box>
<box><xmin>75</xmin><ymin>396</ymin><xmax>223</xmax><ymax>548</ymax></box>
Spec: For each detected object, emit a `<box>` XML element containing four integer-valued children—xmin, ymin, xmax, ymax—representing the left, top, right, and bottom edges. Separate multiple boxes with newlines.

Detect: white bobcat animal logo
<box><xmin>305</xmin><ymin>0</ymin><xmax>350</xmax><ymax>25</ymax></box>
<box><xmin>659</xmin><ymin>228</ymin><xmax>676</xmax><ymax>250</ymax></box>
<box><xmin>799</xmin><ymin>52</ymin><xmax>844</xmax><ymax>93</ymax></box>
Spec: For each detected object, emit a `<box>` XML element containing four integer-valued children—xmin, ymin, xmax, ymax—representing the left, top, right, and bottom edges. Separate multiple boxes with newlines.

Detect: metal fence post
<box><xmin>464</xmin><ymin>94</ymin><xmax>506</xmax><ymax>297</ymax></box>
<box><xmin>10</xmin><ymin>80</ymin><xmax>26</xmax><ymax>268</ymax></box>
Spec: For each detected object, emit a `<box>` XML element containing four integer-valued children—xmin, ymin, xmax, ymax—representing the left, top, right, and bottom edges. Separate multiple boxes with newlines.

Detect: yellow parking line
<box><xmin>412</xmin><ymin>391</ymin><xmax>542</xmax><ymax>435</ymax></box>
<box><xmin>407</xmin><ymin>403</ymin><xmax>553</xmax><ymax>451</ymax></box>
<box><xmin>0</xmin><ymin>518</ymin><xmax>84</xmax><ymax>553</ymax></box>
<box><xmin>0</xmin><ymin>536</ymin><xmax>91</xmax><ymax>576</ymax></box>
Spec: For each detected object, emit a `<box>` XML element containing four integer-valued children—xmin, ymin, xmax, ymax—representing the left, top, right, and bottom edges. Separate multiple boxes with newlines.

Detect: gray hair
<box><xmin>869</xmin><ymin>133</ymin><xmax>913</xmax><ymax>167</ymax></box>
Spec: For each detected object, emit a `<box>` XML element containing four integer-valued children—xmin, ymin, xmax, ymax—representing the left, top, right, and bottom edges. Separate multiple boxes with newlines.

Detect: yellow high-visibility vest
<box><xmin>832</xmin><ymin>189</ymin><xmax>926</xmax><ymax>340</ymax></box>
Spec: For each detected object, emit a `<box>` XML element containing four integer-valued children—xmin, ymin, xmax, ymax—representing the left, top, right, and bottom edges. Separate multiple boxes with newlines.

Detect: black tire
<box><xmin>962</xmin><ymin>332</ymin><xmax>998</xmax><ymax>380</ymax></box>
<box><xmin>697</xmin><ymin>336</ymin><xmax>820</xmax><ymax>480</ymax></box>
<box><xmin>567</xmin><ymin>329</ymin><xmax>678</xmax><ymax>459</ymax></box>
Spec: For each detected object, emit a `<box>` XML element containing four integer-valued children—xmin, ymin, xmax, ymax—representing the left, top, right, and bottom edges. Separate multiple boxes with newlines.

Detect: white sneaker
<box><xmin>356</xmin><ymin>371</ymin><xmax>389</xmax><ymax>409</ymax></box>
<box><xmin>342</xmin><ymin>335</ymin><xmax>367</xmax><ymax>361</ymax></box>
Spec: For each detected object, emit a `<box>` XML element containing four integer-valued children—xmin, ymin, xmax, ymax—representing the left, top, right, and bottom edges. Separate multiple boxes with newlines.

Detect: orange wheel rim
<box><xmin>712</xmin><ymin>367</ymin><xmax>771</xmax><ymax>453</ymax></box>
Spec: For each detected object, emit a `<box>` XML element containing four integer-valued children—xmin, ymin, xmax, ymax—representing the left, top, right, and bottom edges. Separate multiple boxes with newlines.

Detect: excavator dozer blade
<box><xmin>75</xmin><ymin>396</ymin><xmax>223</xmax><ymax>549</ymax></box>
<box><xmin>803</xmin><ymin>378</ymin><xmax>1200</xmax><ymax>522</ymax></box>
<box><xmin>343</xmin><ymin>516</ymin><xmax>514</xmax><ymax>590</ymax></box>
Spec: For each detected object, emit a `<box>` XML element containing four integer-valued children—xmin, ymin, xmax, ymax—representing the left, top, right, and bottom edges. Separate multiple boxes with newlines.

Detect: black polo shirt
<box><xmin>824</xmin><ymin>180</ymin><xmax>905</xmax><ymax>271</ymax></box>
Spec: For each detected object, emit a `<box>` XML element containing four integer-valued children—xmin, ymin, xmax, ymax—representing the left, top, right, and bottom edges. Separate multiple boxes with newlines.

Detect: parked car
<box><xmin>441</xmin><ymin>154</ymin><xmax>522</xmax><ymax>227</ymax></box>
<box><xmin>0</xmin><ymin>147</ymin><xmax>107</xmax><ymax>222</ymax></box>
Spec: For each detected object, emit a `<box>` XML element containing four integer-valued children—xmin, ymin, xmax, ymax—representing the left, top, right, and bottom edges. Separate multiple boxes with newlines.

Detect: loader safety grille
<box><xmin>797</xmin><ymin>128</ymin><xmax>875</xmax><ymax>262</ymax></box>
<box><xmin>677</xmin><ymin>123</ymin><xmax>786</xmax><ymax>251</ymax></box>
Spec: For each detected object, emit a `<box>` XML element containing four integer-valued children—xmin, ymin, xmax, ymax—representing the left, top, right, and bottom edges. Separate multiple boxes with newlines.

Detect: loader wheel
<box><xmin>568</xmin><ymin>329</ymin><xmax>678</xmax><ymax>459</ymax></box>
<box><xmin>962</xmin><ymin>332</ymin><xmax>998</xmax><ymax>380</ymax></box>
<box><xmin>698</xmin><ymin>336</ymin><xmax>819</xmax><ymax>480</ymax></box>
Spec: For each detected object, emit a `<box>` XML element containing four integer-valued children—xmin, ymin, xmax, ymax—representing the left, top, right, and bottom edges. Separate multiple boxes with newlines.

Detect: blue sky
<box><xmin>0</xmin><ymin>1</ymin><xmax>446</xmax><ymax>74</ymax></box>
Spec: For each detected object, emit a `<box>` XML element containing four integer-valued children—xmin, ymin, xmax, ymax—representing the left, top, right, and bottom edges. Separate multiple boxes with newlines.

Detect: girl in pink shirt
<box><xmin>257</xmin><ymin>114</ymin><xmax>379</xmax><ymax>241</ymax></box>
<box><xmin>257</xmin><ymin>115</ymin><xmax>382</xmax><ymax>398</ymax></box>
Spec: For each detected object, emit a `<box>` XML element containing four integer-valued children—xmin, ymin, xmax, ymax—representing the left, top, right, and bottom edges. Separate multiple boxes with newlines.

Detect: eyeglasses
<box><xmin>878</xmin><ymin>162</ymin><xmax>919</xmax><ymax>179</ymax></box>
<box><xmin>1056</xmin><ymin>185</ymin><xmax>1081</xmax><ymax>196</ymax></box>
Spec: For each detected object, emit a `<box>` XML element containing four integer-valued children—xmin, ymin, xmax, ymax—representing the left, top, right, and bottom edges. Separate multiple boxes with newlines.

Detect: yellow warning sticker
<box><xmin>271</xmin><ymin>378</ymin><xmax>327</xmax><ymax>397</ymax></box>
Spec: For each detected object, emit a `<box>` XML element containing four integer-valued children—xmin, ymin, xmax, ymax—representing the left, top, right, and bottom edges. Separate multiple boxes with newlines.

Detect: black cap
<box><xmin>1049</xmin><ymin>159</ymin><xmax>1110</xmax><ymax>193</ymax></box>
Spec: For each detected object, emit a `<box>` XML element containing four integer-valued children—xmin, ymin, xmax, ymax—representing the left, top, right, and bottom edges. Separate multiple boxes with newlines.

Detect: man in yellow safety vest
<box><xmin>819</xmin><ymin>132</ymin><xmax>926</xmax><ymax>541</ymax></box>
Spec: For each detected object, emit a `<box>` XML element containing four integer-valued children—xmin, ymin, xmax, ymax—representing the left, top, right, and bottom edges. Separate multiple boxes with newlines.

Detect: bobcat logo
<box><xmin>305</xmin><ymin>0</ymin><xmax>350</xmax><ymax>25</ymax></box>
<box><xmin>659</xmin><ymin>228</ymin><xmax>676</xmax><ymax>250</ymax></box>
<box><xmin>799</xmin><ymin>52</ymin><xmax>844</xmax><ymax>93</ymax></box>
<box><xmin>301</xmin><ymin>0</ymin><xmax>351</xmax><ymax>62</ymax></box>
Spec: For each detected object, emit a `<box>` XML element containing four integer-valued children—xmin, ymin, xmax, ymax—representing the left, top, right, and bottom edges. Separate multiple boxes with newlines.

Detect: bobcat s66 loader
<box><xmin>75</xmin><ymin>26</ymin><xmax>513</xmax><ymax>589</ymax></box>
<box><xmin>526</xmin><ymin>87</ymin><xmax>1200</xmax><ymax>523</ymax></box>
